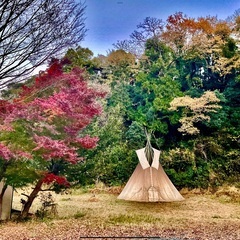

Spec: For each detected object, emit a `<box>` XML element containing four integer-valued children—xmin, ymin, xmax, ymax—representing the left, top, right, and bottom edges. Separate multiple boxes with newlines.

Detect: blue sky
<box><xmin>80</xmin><ymin>0</ymin><xmax>240</xmax><ymax>56</ymax></box>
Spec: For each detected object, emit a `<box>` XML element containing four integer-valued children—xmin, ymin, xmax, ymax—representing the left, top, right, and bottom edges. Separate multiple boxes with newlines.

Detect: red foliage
<box><xmin>9</xmin><ymin>64</ymin><xmax>105</xmax><ymax>137</ymax></box>
<box><xmin>20</xmin><ymin>60</ymin><xmax>64</xmax><ymax>97</ymax></box>
<box><xmin>2</xmin><ymin>63</ymin><xmax>105</xmax><ymax>137</ymax></box>
<box><xmin>0</xmin><ymin>100</ymin><xmax>9</xmax><ymax>115</ymax></box>
<box><xmin>75</xmin><ymin>135</ymin><xmax>99</xmax><ymax>149</ymax></box>
<box><xmin>0</xmin><ymin>61</ymin><xmax>105</xmax><ymax>187</ymax></box>
<box><xmin>33</xmin><ymin>135</ymin><xmax>80</xmax><ymax>164</ymax></box>
<box><xmin>0</xmin><ymin>143</ymin><xmax>14</xmax><ymax>161</ymax></box>
<box><xmin>43</xmin><ymin>173</ymin><xmax>70</xmax><ymax>187</ymax></box>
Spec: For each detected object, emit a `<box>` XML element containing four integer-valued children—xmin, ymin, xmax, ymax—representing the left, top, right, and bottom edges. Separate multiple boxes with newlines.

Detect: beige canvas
<box><xmin>0</xmin><ymin>182</ymin><xmax>13</xmax><ymax>220</ymax></box>
<box><xmin>118</xmin><ymin>148</ymin><xmax>184</xmax><ymax>202</ymax></box>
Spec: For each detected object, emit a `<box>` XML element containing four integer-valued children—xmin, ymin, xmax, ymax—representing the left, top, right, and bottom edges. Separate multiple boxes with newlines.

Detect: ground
<box><xmin>0</xmin><ymin>185</ymin><xmax>239</xmax><ymax>240</ymax></box>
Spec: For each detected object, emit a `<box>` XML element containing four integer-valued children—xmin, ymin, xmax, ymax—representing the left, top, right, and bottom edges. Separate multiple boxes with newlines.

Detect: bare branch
<box><xmin>0</xmin><ymin>0</ymin><xmax>87</xmax><ymax>88</ymax></box>
<box><xmin>113</xmin><ymin>17</ymin><xmax>164</xmax><ymax>58</ymax></box>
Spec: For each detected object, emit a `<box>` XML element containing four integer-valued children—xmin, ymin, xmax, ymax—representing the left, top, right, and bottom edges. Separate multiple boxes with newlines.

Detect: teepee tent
<box><xmin>118</xmin><ymin>132</ymin><xmax>184</xmax><ymax>202</ymax></box>
<box><xmin>0</xmin><ymin>182</ymin><xmax>13</xmax><ymax>220</ymax></box>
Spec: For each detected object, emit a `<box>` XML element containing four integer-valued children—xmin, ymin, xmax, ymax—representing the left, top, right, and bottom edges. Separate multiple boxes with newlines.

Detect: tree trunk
<box><xmin>0</xmin><ymin>184</ymin><xmax>8</xmax><ymax>220</ymax></box>
<box><xmin>20</xmin><ymin>179</ymin><xmax>44</xmax><ymax>219</ymax></box>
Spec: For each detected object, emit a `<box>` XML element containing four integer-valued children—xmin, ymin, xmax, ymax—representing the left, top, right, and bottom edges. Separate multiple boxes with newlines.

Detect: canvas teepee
<box><xmin>118</xmin><ymin>132</ymin><xmax>184</xmax><ymax>202</ymax></box>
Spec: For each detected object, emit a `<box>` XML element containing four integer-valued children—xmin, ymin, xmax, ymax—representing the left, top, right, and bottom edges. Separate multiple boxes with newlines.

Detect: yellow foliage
<box><xmin>168</xmin><ymin>147</ymin><xmax>196</xmax><ymax>162</ymax></box>
<box><xmin>170</xmin><ymin>91</ymin><xmax>221</xmax><ymax>135</ymax></box>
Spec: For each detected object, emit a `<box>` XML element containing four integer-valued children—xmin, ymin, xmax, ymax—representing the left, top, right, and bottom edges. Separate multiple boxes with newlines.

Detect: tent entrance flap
<box><xmin>148</xmin><ymin>186</ymin><xmax>159</xmax><ymax>202</ymax></box>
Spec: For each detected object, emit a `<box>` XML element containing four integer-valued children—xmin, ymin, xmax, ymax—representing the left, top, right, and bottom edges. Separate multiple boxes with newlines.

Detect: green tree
<box><xmin>64</xmin><ymin>46</ymin><xmax>99</xmax><ymax>73</ymax></box>
<box><xmin>125</xmin><ymin>39</ymin><xmax>183</xmax><ymax>148</ymax></box>
<box><xmin>68</xmin><ymin>104</ymin><xmax>136</xmax><ymax>186</ymax></box>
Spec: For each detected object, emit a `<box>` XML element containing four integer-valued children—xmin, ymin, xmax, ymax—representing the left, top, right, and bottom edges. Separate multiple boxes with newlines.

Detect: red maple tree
<box><xmin>0</xmin><ymin>60</ymin><xmax>105</xmax><ymax>218</ymax></box>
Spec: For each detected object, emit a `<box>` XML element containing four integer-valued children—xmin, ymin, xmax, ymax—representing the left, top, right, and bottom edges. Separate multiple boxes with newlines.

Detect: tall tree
<box><xmin>161</xmin><ymin>12</ymin><xmax>196</xmax><ymax>55</ymax></box>
<box><xmin>113</xmin><ymin>17</ymin><xmax>164</xmax><ymax>57</ymax></box>
<box><xmin>124</xmin><ymin>39</ymin><xmax>182</xmax><ymax>147</ymax></box>
<box><xmin>64</xmin><ymin>46</ymin><xmax>99</xmax><ymax>73</ymax></box>
<box><xmin>0</xmin><ymin>0</ymin><xmax>86</xmax><ymax>89</ymax></box>
<box><xmin>107</xmin><ymin>49</ymin><xmax>135</xmax><ymax>69</ymax></box>
<box><xmin>0</xmin><ymin>60</ymin><xmax>105</xmax><ymax>218</ymax></box>
<box><xmin>106</xmin><ymin>49</ymin><xmax>136</xmax><ymax>84</ymax></box>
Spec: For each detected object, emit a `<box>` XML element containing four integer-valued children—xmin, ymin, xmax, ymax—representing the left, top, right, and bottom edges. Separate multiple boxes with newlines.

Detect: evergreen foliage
<box><xmin>75</xmin><ymin>12</ymin><xmax>240</xmax><ymax>188</ymax></box>
<box><xmin>1</xmin><ymin>10</ymin><xmax>239</xmax><ymax>193</ymax></box>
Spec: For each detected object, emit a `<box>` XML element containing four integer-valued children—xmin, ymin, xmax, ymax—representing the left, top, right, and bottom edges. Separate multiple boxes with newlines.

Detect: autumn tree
<box><xmin>169</xmin><ymin>91</ymin><xmax>221</xmax><ymax>135</ymax></box>
<box><xmin>160</xmin><ymin>13</ymin><xmax>240</xmax><ymax>94</ymax></box>
<box><xmin>0</xmin><ymin>0</ymin><xmax>86</xmax><ymax>89</ymax></box>
<box><xmin>107</xmin><ymin>49</ymin><xmax>135</xmax><ymax>67</ymax></box>
<box><xmin>106</xmin><ymin>49</ymin><xmax>136</xmax><ymax>84</ymax></box>
<box><xmin>0</xmin><ymin>60</ymin><xmax>105</xmax><ymax>218</ymax></box>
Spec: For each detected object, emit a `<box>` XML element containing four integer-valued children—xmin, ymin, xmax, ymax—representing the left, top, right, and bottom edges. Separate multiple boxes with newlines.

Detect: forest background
<box><xmin>63</xmin><ymin>12</ymin><xmax>240</xmax><ymax>189</ymax></box>
<box><xmin>0</xmin><ymin>1</ymin><xmax>239</xmax><ymax>219</ymax></box>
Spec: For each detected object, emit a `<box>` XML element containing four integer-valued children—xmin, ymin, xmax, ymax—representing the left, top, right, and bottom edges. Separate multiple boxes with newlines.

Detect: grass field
<box><xmin>0</xmin><ymin>185</ymin><xmax>239</xmax><ymax>240</ymax></box>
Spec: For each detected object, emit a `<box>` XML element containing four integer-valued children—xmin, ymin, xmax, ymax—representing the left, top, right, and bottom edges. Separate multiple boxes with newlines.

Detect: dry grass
<box><xmin>0</xmin><ymin>185</ymin><xmax>239</xmax><ymax>239</ymax></box>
